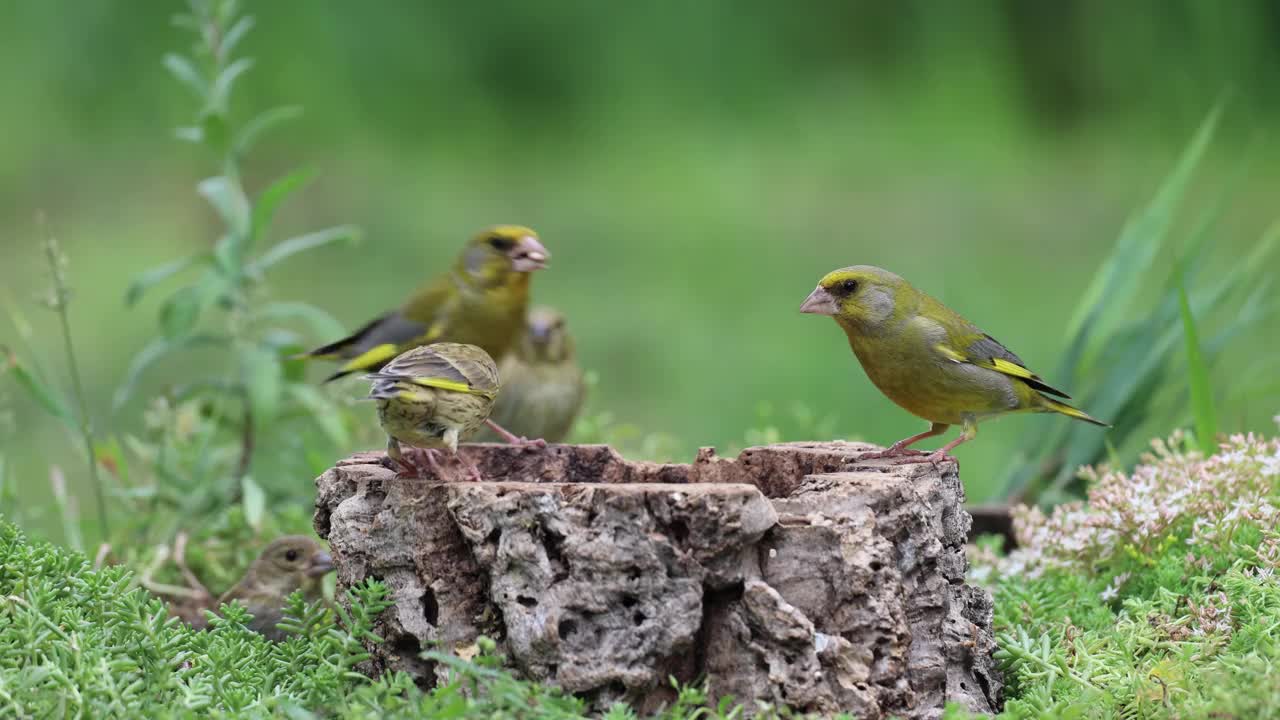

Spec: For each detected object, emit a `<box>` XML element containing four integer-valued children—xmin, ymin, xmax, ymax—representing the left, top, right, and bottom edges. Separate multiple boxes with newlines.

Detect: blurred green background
<box><xmin>4</xmin><ymin>0</ymin><xmax>1280</xmax><ymax>533</ymax></box>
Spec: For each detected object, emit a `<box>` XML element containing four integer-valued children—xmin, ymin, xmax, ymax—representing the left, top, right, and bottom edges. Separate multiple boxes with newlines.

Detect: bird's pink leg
<box><xmin>413</xmin><ymin>448</ymin><xmax>447</xmax><ymax>479</ymax></box>
<box><xmin>484</xmin><ymin>419</ymin><xmax>547</xmax><ymax>449</ymax></box>
<box><xmin>382</xmin><ymin>439</ymin><xmax>426</xmax><ymax>479</ymax></box>
<box><xmin>859</xmin><ymin>423</ymin><xmax>949</xmax><ymax>460</ymax></box>
<box><xmin>459</xmin><ymin>455</ymin><xmax>484</xmax><ymax>483</ymax></box>
<box><xmin>893</xmin><ymin>421</ymin><xmax>977</xmax><ymax>467</ymax></box>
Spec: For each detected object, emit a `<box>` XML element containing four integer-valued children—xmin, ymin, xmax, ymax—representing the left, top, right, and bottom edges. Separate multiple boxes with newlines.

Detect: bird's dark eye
<box><xmin>841</xmin><ymin>279</ymin><xmax>858</xmax><ymax>294</ymax></box>
<box><xmin>285</xmin><ymin>549</ymin><xmax>299</xmax><ymax>562</ymax></box>
<box><xmin>488</xmin><ymin>236</ymin><xmax>515</xmax><ymax>251</ymax></box>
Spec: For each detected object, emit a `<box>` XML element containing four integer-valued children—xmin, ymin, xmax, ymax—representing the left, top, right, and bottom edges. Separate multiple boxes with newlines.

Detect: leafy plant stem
<box><xmin>40</xmin><ymin>217</ymin><xmax>110</xmax><ymax>540</ymax></box>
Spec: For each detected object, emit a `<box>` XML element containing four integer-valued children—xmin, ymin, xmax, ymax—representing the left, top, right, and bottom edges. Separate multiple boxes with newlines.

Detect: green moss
<box><xmin>978</xmin><ymin>430</ymin><xmax>1280</xmax><ymax>718</ymax></box>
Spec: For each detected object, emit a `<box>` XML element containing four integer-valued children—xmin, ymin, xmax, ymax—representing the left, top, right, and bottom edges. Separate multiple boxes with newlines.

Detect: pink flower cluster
<box><xmin>982</xmin><ymin>425</ymin><xmax>1280</xmax><ymax>581</ymax></box>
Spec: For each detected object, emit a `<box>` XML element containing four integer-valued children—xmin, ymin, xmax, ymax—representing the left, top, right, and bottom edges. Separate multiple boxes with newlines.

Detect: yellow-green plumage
<box><xmin>800</xmin><ymin>265</ymin><xmax>1106</xmax><ymax>462</ymax></box>
<box><xmin>305</xmin><ymin>225</ymin><xmax>548</xmax><ymax>381</ymax></box>
<box><xmin>218</xmin><ymin>536</ymin><xmax>333</xmax><ymax>642</ymax></box>
<box><xmin>473</xmin><ymin>307</ymin><xmax>585</xmax><ymax>443</ymax></box>
<box><xmin>368</xmin><ymin>343</ymin><xmax>500</xmax><ymax>472</ymax></box>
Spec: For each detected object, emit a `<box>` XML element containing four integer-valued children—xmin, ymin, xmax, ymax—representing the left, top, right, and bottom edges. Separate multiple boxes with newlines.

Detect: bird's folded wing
<box><xmin>374</xmin><ymin>348</ymin><xmax>496</xmax><ymax>398</ymax></box>
<box><xmin>936</xmin><ymin>332</ymin><xmax>1072</xmax><ymax>399</ymax></box>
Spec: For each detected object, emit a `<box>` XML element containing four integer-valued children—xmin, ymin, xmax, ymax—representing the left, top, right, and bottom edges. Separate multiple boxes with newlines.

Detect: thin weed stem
<box><xmin>40</xmin><ymin>216</ymin><xmax>110</xmax><ymax>540</ymax></box>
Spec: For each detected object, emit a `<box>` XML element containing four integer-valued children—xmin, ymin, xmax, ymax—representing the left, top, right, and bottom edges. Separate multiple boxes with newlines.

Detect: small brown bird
<box><xmin>217</xmin><ymin>536</ymin><xmax>334</xmax><ymax>641</ymax></box>
<box><xmin>368</xmin><ymin>342</ymin><xmax>501</xmax><ymax>481</ymax></box>
<box><xmin>473</xmin><ymin>307</ymin><xmax>585</xmax><ymax>444</ymax></box>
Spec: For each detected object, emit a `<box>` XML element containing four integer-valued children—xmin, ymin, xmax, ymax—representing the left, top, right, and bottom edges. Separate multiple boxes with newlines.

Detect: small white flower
<box><xmin>1260</xmin><ymin>453</ymin><xmax>1280</xmax><ymax>478</ymax></box>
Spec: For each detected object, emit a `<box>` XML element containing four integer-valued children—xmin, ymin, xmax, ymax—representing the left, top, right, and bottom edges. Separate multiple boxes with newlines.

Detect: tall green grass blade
<box><xmin>1058</xmin><ymin>103</ymin><xmax>1221</xmax><ymax>378</ymax></box>
<box><xmin>1</xmin><ymin>347</ymin><xmax>76</xmax><ymax>431</ymax></box>
<box><xmin>996</xmin><ymin>105</ymin><xmax>1280</xmax><ymax>502</ymax></box>
<box><xmin>1178</xmin><ymin>274</ymin><xmax>1217</xmax><ymax>455</ymax></box>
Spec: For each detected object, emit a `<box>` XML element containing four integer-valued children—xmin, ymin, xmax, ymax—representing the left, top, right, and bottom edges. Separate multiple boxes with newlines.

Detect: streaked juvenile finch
<box><xmin>367</xmin><ymin>342</ymin><xmax>501</xmax><ymax>481</ymax></box>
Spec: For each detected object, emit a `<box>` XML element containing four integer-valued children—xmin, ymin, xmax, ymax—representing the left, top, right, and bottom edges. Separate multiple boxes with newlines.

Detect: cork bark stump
<box><xmin>313</xmin><ymin>442</ymin><xmax>1002</xmax><ymax>718</ymax></box>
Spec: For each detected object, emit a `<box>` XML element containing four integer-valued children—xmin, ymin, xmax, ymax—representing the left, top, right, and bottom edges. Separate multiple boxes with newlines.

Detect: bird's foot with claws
<box><xmin>408</xmin><ymin>448</ymin><xmax>447</xmax><ymax>479</ymax></box>
<box><xmin>856</xmin><ymin>446</ymin><xmax>929</xmax><ymax>461</ymax></box>
<box><xmin>461</xmin><ymin>458</ymin><xmax>484</xmax><ymax>483</ymax></box>
<box><xmin>381</xmin><ymin>454</ymin><xmax>423</xmax><ymax>479</ymax></box>
<box><xmin>891</xmin><ymin>450</ymin><xmax>957</xmax><ymax>469</ymax></box>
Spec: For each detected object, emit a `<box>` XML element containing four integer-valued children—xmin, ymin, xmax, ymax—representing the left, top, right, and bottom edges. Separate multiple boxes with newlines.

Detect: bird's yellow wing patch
<box><xmin>944</xmin><ymin>345</ymin><xmax>1039</xmax><ymax>381</ymax></box>
<box><xmin>409</xmin><ymin>377</ymin><xmax>476</xmax><ymax>394</ymax></box>
<box><xmin>945</xmin><ymin>334</ymin><xmax>1074</xmax><ymax>399</ymax></box>
<box><xmin>408</xmin><ymin>376</ymin><xmax>497</xmax><ymax>400</ymax></box>
<box><xmin>338</xmin><ymin>343</ymin><xmax>402</xmax><ymax>375</ymax></box>
<box><xmin>934</xmin><ymin>344</ymin><xmax>967</xmax><ymax>364</ymax></box>
<box><xmin>987</xmin><ymin>357</ymin><xmax>1037</xmax><ymax>381</ymax></box>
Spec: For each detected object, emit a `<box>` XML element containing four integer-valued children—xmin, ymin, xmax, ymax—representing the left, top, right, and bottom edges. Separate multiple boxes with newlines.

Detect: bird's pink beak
<box><xmin>510</xmin><ymin>235</ymin><xmax>550</xmax><ymax>272</ymax></box>
<box><xmin>800</xmin><ymin>286</ymin><xmax>838</xmax><ymax>316</ymax></box>
<box><xmin>307</xmin><ymin>551</ymin><xmax>334</xmax><ymax>577</ymax></box>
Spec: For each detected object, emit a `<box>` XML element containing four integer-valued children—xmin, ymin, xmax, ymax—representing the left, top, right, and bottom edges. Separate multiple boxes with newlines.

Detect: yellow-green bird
<box><xmin>473</xmin><ymin>307</ymin><xmax>586</xmax><ymax>444</ymax></box>
<box><xmin>800</xmin><ymin>265</ymin><xmax>1107</xmax><ymax>464</ymax></box>
<box><xmin>367</xmin><ymin>342</ymin><xmax>501</xmax><ymax>481</ymax></box>
<box><xmin>218</xmin><ymin>536</ymin><xmax>333</xmax><ymax>642</ymax></box>
<box><xmin>304</xmin><ymin>225</ymin><xmax>548</xmax><ymax>382</ymax></box>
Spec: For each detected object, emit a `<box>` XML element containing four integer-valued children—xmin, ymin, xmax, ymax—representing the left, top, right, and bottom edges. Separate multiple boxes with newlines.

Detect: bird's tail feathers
<box><xmin>1037</xmin><ymin>395</ymin><xmax>1110</xmax><ymax>427</ymax></box>
<box><xmin>366</xmin><ymin>376</ymin><xmax>404</xmax><ymax>401</ymax></box>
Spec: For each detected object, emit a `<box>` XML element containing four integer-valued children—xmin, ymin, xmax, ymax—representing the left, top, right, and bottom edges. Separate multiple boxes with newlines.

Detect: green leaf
<box><xmin>248</xmin><ymin>225</ymin><xmax>361</xmax><ymax>277</ymax></box>
<box><xmin>234</xmin><ymin>106</ymin><xmax>303</xmax><ymax>159</ymax></box>
<box><xmin>249</xmin><ymin>167</ymin><xmax>314</xmax><ymax>242</ymax></box>
<box><xmin>1</xmin><ymin>347</ymin><xmax>76</xmax><ymax>431</ymax></box>
<box><xmin>287</xmin><ymin>384</ymin><xmax>350</xmax><ymax>449</ymax></box>
<box><xmin>198</xmin><ymin>175</ymin><xmax>250</xmax><ymax>238</ymax></box>
<box><xmin>241</xmin><ymin>475</ymin><xmax>266</xmax><ymax>531</ymax></box>
<box><xmin>252</xmin><ymin>301</ymin><xmax>347</xmax><ymax>341</ymax></box>
<box><xmin>162</xmin><ymin>53</ymin><xmax>208</xmax><ymax>98</ymax></box>
<box><xmin>159</xmin><ymin>285</ymin><xmax>206</xmax><ymax>339</ymax></box>
<box><xmin>1178</xmin><ymin>274</ymin><xmax>1218</xmax><ymax>455</ymax></box>
<box><xmin>125</xmin><ymin>254</ymin><xmax>208</xmax><ymax>306</ymax></box>
<box><xmin>220</xmin><ymin>15</ymin><xmax>255</xmax><ymax>57</ymax></box>
<box><xmin>208</xmin><ymin>57</ymin><xmax>254</xmax><ymax>115</ymax></box>
<box><xmin>1059</xmin><ymin>104</ymin><xmax>1221</xmax><ymax>376</ymax></box>
<box><xmin>113</xmin><ymin>334</ymin><xmax>227</xmax><ymax>412</ymax></box>
<box><xmin>158</xmin><ymin>285</ymin><xmax>206</xmax><ymax>338</ymax></box>
<box><xmin>240</xmin><ymin>344</ymin><xmax>283</xmax><ymax>425</ymax></box>
<box><xmin>212</xmin><ymin>233</ymin><xmax>245</xmax><ymax>279</ymax></box>
<box><xmin>200</xmin><ymin>112</ymin><xmax>230</xmax><ymax>154</ymax></box>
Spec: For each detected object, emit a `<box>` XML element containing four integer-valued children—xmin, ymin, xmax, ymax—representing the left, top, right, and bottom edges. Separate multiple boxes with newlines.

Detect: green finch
<box><xmin>367</xmin><ymin>342</ymin><xmax>501</xmax><ymax>481</ymax></box>
<box><xmin>218</xmin><ymin>536</ymin><xmax>333</xmax><ymax>642</ymax></box>
<box><xmin>303</xmin><ymin>225</ymin><xmax>548</xmax><ymax>382</ymax></box>
<box><xmin>473</xmin><ymin>307</ymin><xmax>585</xmax><ymax>444</ymax></box>
<box><xmin>800</xmin><ymin>265</ymin><xmax>1107</xmax><ymax>464</ymax></box>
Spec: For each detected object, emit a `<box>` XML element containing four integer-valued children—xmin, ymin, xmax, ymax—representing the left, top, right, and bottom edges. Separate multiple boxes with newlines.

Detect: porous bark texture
<box><xmin>314</xmin><ymin>442</ymin><xmax>1001</xmax><ymax>718</ymax></box>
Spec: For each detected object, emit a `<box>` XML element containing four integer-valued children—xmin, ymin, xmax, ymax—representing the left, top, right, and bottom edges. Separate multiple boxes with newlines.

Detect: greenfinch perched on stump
<box><xmin>800</xmin><ymin>265</ymin><xmax>1107</xmax><ymax>464</ymax></box>
<box><xmin>304</xmin><ymin>225</ymin><xmax>548</xmax><ymax>382</ymax></box>
<box><xmin>367</xmin><ymin>342</ymin><xmax>501</xmax><ymax>481</ymax></box>
<box><xmin>473</xmin><ymin>307</ymin><xmax>586</xmax><ymax>444</ymax></box>
<box><xmin>218</xmin><ymin>536</ymin><xmax>333</xmax><ymax>642</ymax></box>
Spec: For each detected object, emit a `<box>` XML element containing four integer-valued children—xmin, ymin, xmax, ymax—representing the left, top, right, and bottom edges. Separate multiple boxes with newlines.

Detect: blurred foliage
<box><xmin>999</xmin><ymin>107</ymin><xmax>1279</xmax><ymax>504</ymax></box>
<box><xmin>113</xmin><ymin>0</ymin><xmax>360</xmax><ymax>527</ymax></box>
<box><xmin>0</xmin><ymin>0</ymin><xmax>366</xmax><ymax>585</ymax></box>
<box><xmin>2</xmin><ymin>0</ymin><xmax>1280</xmax><ymax>544</ymax></box>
